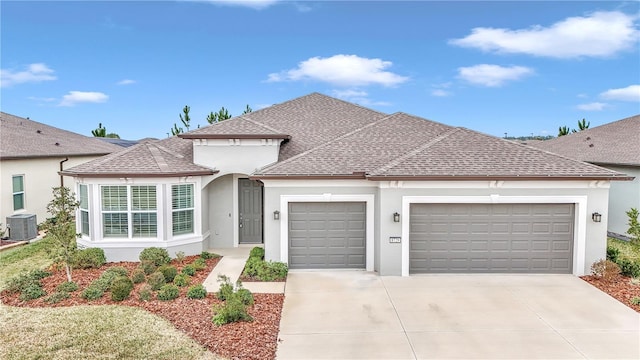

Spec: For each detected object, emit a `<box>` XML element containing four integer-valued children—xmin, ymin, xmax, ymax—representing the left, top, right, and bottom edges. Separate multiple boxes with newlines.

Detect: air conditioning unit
<box><xmin>7</xmin><ymin>214</ymin><xmax>38</xmax><ymax>241</ymax></box>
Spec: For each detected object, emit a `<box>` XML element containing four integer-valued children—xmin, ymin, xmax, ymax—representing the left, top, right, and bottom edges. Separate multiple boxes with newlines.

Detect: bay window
<box><xmin>101</xmin><ymin>185</ymin><xmax>157</xmax><ymax>238</ymax></box>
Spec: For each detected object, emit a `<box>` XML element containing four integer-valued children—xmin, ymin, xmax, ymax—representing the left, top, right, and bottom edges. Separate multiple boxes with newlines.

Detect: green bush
<box><xmin>607</xmin><ymin>246</ymin><xmax>620</xmax><ymax>263</ymax></box>
<box><xmin>216</xmin><ymin>275</ymin><xmax>234</xmax><ymax>301</ymax></box>
<box><xmin>236</xmin><ymin>288</ymin><xmax>254</xmax><ymax>306</ymax></box>
<box><xmin>243</xmin><ymin>257</ymin><xmax>262</xmax><ymax>277</ymax></box>
<box><xmin>147</xmin><ymin>271</ymin><xmax>166</xmax><ymax>291</ymax></box>
<box><xmin>158</xmin><ymin>265</ymin><xmax>178</xmax><ymax>283</ymax></box>
<box><xmin>105</xmin><ymin>266</ymin><xmax>129</xmax><ymax>277</ymax></box>
<box><xmin>139</xmin><ymin>284</ymin><xmax>152</xmax><ymax>301</ymax></box>
<box><xmin>131</xmin><ymin>268</ymin><xmax>146</xmax><ymax>284</ymax></box>
<box><xmin>256</xmin><ymin>261</ymin><xmax>288</xmax><ymax>281</ymax></box>
<box><xmin>140</xmin><ymin>260</ymin><xmax>157</xmax><ymax>275</ymax></box>
<box><xmin>157</xmin><ymin>284</ymin><xmax>180</xmax><ymax>301</ymax></box>
<box><xmin>173</xmin><ymin>273</ymin><xmax>191</xmax><ymax>287</ymax></box>
<box><xmin>200</xmin><ymin>251</ymin><xmax>218</xmax><ymax>260</ymax></box>
<box><xmin>249</xmin><ymin>247</ymin><xmax>265</xmax><ymax>259</ymax></box>
<box><xmin>591</xmin><ymin>259</ymin><xmax>621</xmax><ymax>281</ymax></box>
<box><xmin>71</xmin><ymin>248</ymin><xmax>106</xmax><ymax>269</ymax></box>
<box><xmin>631</xmin><ymin>297</ymin><xmax>640</xmax><ymax>306</ymax></box>
<box><xmin>187</xmin><ymin>284</ymin><xmax>207</xmax><ymax>299</ymax></box>
<box><xmin>182</xmin><ymin>264</ymin><xmax>196</xmax><ymax>276</ymax></box>
<box><xmin>82</xmin><ymin>285</ymin><xmax>105</xmax><ymax>300</ymax></box>
<box><xmin>111</xmin><ymin>276</ymin><xmax>134</xmax><ymax>301</ymax></box>
<box><xmin>5</xmin><ymin>270</ymin><xmax>51</xmax><ymax>294</ymax></box>
<box><xmin>44</xmin><ymin>291</ymin><xmax>70</xmax><ymax>304</ymax></box>
<box><xmin>19</xmin><ymin>283</ymin><xmax>46</xmax><ymax>301</ymax></box>
<box><xmin>139</xmin><ymin>247</ymin><xmax>171</xmax><ymax>266</ymax></box>
<box><xmin>174</xmin><ymin>251</ymin><xmax>186</xmax><ymax>263</ymax></box>
<box><xmin>618</xmin><ymin>258</ymin><xmax>640</xmax><ymax>278</ymax></box>
<box><xmin>56</xmin><ymin>281</ymin><xmax>79</xmax><ymax>293</ymax></box>
<box><xmin>192</xmin><ymin>258</ymin><xmax>206</xmax><ymax>271</ymax></box>
<box><xmin>212</xmin><ymin>296</ymin><xmax>253</xmax><ymax>326</ymax></box>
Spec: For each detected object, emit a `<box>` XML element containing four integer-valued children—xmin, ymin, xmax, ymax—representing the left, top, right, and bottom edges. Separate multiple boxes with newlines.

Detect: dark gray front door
<box><xmin>288</xmin><ymin>202</ymin><xmax>366</xmax><ymax>269</ymax></box>
<box><xmin>409</xmin><ymin>203</ymin><xmax>574</xmax><ymax>274</ymax></box>
<box><xmin>239</xmin><ymin>178</ymin><xmax>263</xmax><ymax>244</ymax></box>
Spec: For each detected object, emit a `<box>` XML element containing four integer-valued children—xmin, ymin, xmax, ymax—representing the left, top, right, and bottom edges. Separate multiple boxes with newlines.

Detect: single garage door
<box><xmin>288</xmin><ymin>202</ymin><xmax>366</xmax><ymax>269</ymax></box>
<box><xmin>410</xmin><ymin>203</ymin><xmax>574</xmax><ymax>273</ymax></box>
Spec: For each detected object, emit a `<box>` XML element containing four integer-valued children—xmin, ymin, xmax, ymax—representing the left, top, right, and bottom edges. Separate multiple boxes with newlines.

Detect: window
<box><xmin>172</xmin><ymin>184</ymin><xmax>194</xmax><ymax>235</ymax></box>
<box><xmin>101</xmin><ymin>185</ymin><xmax>157</xmax><ymax>238</ymax></box>
<box><xmin>12</xmin><ymin>175</ymin><xmax>25</xmax><ymax>211</ymax></box>
<box><xmin>79</xmin><ymin>184</ymin><xmax>89</xmax><ymax>236</ymax></box>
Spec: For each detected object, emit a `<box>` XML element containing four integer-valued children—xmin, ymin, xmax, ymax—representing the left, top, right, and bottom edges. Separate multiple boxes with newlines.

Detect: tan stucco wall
<box><xmin>1</xmin><ymin>156</ymin><xmax>103</xmax><ymax>228</ymax></box>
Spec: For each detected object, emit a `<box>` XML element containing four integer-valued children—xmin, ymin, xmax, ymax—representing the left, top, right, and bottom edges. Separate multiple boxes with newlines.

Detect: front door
<box><xmin>238</xmin><ymin>178</ymin><xmax>263</xmax><ymax>244</ymax></box>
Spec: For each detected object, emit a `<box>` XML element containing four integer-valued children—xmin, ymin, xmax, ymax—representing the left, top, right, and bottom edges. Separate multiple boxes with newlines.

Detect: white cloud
<box><xmin>0</xmin><ymin>63</ymin><xmax>57</xmax><ymax>87</ymax></box>
<box><xmin>117</xmin><ymin>79</ymin><xmax>136</xmax><ymax>85</ymax></box>
<box><xmin>59</xmin><ymin>91</ymin><xmax>109</xmax><ymax>107</ymax></box>
<box><xmin>431</xmin><ymin>89</ymin><xmax>451</xmax><ymax>97</ymax></box>
<box><xmin>450</xmin><ymin>11</ymin><xmax>639</xmax><ymax>58</ymax></box>
<box><xmin>457</xmin><ymin>64</ymin><xmax>533</xmax><ymax>87</ymax></box>
<box><xmin>576</xmin><ymin>102</ymin><xmax>608</xmax><ymax>111</ymax></box>
<box><xmin>192</xmin><ymin>0</ymin><xmax>278</xmax><ymax>10</ymax></box>
<box><xmin>600</xmin><ymin>85</ymin><xmax>640</xmax><ymax>102</ymax></box>
<box><xmin>267</xmin><ymin>54</ymin><xmax>409</xmax><ymax>87</ymax></box>
<box><xmin>330</xmin><ymin>89</ymin><xmax>391</xmax><ymax>106</ymax></box>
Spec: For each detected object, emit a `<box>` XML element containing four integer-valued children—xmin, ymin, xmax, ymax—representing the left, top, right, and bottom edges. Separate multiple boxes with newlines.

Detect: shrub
<box><xmin>631</xmin><ymin>297</ymin><xmax>640</xmax><ymax>306</ymax></box>
<box><xmin>44</xmin><ymin>291</ymin><xmax>70</xmax><ymax>304</ymax></box>
<box><xmin>105</xmin><ymin>266</ymin><xmax>129</xmax><ymax>277</ymax></box>
<box><xmin>173</xmin><ymin>273</ymin><xmax>191</xmax><ymax>287</ymax></box>
<box><xmin>71</xmin><ymin>248</ymin><xmax>106</xmax><ymax>269</ymax></box>
<box><xmin>187</xmin><ymin>284</ymin><xmax>207</xmax><ymax>299</ymax></box>
<box><xmin>139</xmin><ymin>284</ymin><xmax>153</xmax><ymax>301</ymax></box>
<box><xmin>56</xmin><ymin>281</ymin><xmax>79</xmax><ymax>293</ymax></box>
<box><xmin>630</xmin><ymin>277</ymin><xmax>640</xmax><ymax>286</ymax></box>
<box><xmin>140</xmin><ymin>260</ymin><xmax>157</xmax><ymax>275</ymax></box>
<box><xmin>606</xmin><ymin>246</ymin><xmax>620</xmax><ymax>263</ymax></box>
<box><xmin>19</xmin><ymin>283</ymin><xmax>46</xmax><ymax>301</ymax></box>
<box><xmin>139</xmin><ymin>247</ymin><xmax>171</xmax><ymax>266</ymax></box>
<box><xmin>182</xmin><ymin>264</ymin><xmax>196</xmax><ymax>276</ymax></box>
<box><xmin>192</xmin><ymin>258</ymin><xmax>206</xmax><ymax>271</ymax></box>
<box><xmin>110</xmin><ymin>276</ymin><xmax>134</xmax><ymax>301</ymax></box>
<box><xmin>131</xmin><ymin>268</ymin><xmax>146</xmax><ymax>284</ymax></box>
<box><xmin>591</xmin><ymin>259</ymin><xmax>621</xmax><ymax>281</ymax></box>
<box><xmin>216</xmin><ymin>275</ymin><xmax>234</xmax><ymax>301</ymax></box>
<box><xmin>243</xmin><ymin>257</ymin><xmax>262</xmax><ymax>277</ymax></box>
<box><xmin>157</xmin><ymin>284</ymin><xmax>180</xmax><ymax>301</ymax></box>
<box><xmin>236</xmin><ymin>288</ymin><xmax>254</xmax><ymax>306</ymax></box>
<box><xmin>5</xmin><ymin>270</ymin><xmax>51</xmax><ymax>294</ymax></box>
<box><xmin>200</xmin><ymin>251</ymin><xmax>218</xmax><ymax>260</ymax></box>
<box><xmin>82</xmin><ymin>285</ymin><xmax>105</xmax><ymax>300</ymax></box>
<box><xmin>148</xmin><ymin>271</ymin><xmax>166</xmax><ymax>291</ymax></box>
<box><xmin>249</xmin><ymin>247</ymin><xmax>265</xmax><ymax>259</ymax></box>
<box><xmin>255</xmin><ymin>261</ymin><xmax>288</xmax><ymax>281</ymax></box>
<box><xmin>175</xmin><ymin>251</ymin><xmax>186</xmax><ymax>263</ymax></box>
<box><xmin>627</xmin><ymin>208</ymin><xmax>640</xmax><ymax>243</ymax></box>
<box><xmin>617</xmin><ymin>258</ymin><xmax>640</xmax><ymax>278</ymax></box>
<box><xmin>212</xmin><ymin>296</ymin><xmax>253</xmax><ymax>326</ymax></box>
<box><xmin>158</xmin><ymin>265</ymin><xmax>178</xmax><ymax>283</ymax></box>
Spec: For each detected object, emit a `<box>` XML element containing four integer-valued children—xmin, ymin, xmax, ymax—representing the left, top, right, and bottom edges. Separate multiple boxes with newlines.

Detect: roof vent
<box><xmin>55</xmin><ymin>142</ymin><xmax>60</xmax><ymax>146</ymax></box>
<box><xmin>36</xmin><ymin>130</ymin><xmax>42</xmax><ymax>134</ymax></box>
<box><xmin>586</xmin><ymin>136</ymin><xmax>591</xmax><ymax>140</ymax></box>
<box><xmin>589</xmin><ymin>144</ymin><xmax>594</xmax><ymax>148</ymax></box>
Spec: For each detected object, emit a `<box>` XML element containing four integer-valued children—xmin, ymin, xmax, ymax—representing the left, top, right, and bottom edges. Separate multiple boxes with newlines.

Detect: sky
<box><xmin>1</xmin><ymin>1</ymin><xmax>639</xmax><ymax>140</ymax></box>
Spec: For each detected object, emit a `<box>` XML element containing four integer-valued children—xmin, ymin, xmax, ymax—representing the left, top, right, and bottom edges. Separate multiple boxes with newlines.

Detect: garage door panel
<box><xmin>410</xmin><ymin>203</ymin><xmax>574</xmax><ymax>274</ymax></box>
<box><xmin>288</xmin><ymin>202</ymin><xmax>366</xmax><ymax>269</ymax></box>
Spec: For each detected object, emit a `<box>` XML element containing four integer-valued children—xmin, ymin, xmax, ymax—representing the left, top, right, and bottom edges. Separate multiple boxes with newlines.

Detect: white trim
<box><xmin>232</xmin><ymin>174</ymin><xmax>241</xmax><ymax>247</ymax></box>
<box><xmin>380</xmin><ymin>180</ymin><xmax>610</xmax><ymax>189</ymax></box>
<box><xmin>263</xmin><ymin>179</ymin><xmax>376</xmax><ymax>188</ymax></box>
<box><xmin>401</xmin><ymin>195</ymin><xmax>588</xmax><ymax>277</ymax></box>
<box><xmin>279</xmin><ymin>194</ymin><xmax>375</xmax><ymax>271</ymax></box>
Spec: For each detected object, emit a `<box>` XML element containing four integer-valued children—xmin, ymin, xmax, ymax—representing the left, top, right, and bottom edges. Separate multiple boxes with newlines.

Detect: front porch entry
<box><xmin>238</xmin><ymin>178</ymin><xmax>263</xmax><ymax>244</ymax></box>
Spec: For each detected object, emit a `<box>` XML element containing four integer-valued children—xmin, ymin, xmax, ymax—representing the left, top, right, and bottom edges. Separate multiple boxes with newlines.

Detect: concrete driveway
<box><xmin>276</xmin><ymin>272</ymin><xmax>640</xmax><ymax>360</ymax></box>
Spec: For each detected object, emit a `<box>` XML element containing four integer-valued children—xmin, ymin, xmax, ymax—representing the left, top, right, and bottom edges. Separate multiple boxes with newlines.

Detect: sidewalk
<box><xmin>202</xmin><ymin>246</ymin><xmax>285</xmax><ymax>294</ymax></box>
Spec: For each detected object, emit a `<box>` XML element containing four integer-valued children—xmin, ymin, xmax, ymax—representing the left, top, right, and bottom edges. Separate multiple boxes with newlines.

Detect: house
<box><xmin>61</xmin><ymin>93</ymin><xmax>631</xmax><ymax>276</ymax></box>
<box><xmin>530</xmin><ymin>115</ymin><xmax>640</xmax><ymax>239</ymax></box>
<box><xmin>0</xmin><ymin>112</ymin><xmax>122</xmax><ymax>234</ymax></box>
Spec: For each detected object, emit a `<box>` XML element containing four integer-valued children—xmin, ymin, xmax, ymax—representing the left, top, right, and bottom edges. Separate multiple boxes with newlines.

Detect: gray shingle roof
<box><xmin>0</xmin><ymin>112</ymin><xmax>122</xmax><ymax>159</ymax></box>
<box><xmin>62</xmin><ymin>136</ymin><xmax>215</xmax><ymax>177</ymax></box>
<box><xmin>530</xmin><ymin>115</ymin><xmax>640</xmax><ymax>167</ymax></box>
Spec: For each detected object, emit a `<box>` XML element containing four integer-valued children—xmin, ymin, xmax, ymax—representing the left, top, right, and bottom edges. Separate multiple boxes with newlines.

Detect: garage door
<box><xmin>288</xmin><ymin>202</ymin><xmax>366</xmax><ymax>269</ymax></box>
<box><xmin>410</xmin><ymin>203</ymin><xmax>574</xmax><ymax>273</ymax></box>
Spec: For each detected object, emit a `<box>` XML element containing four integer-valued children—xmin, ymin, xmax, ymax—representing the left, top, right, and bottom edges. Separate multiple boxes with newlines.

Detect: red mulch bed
<box><xmin>581</xmin><ymin>274</ymin><xmax>640</xmax><ymax>312</ymax></box>
<box><xmin>0</xmin><ymin>256</ymin><xmax>284</xmax><ymax>360</ymax></box>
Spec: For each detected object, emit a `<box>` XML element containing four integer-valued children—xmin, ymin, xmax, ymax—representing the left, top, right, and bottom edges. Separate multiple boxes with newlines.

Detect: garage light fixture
<box><xmin>273</xmin><ymin>210</ymin><xmax>280</xmax><ymax>220</ymax></box>
<box><xmin>393</xmin><ymin>212</ymin><xmax>400</xmax><ymax>223</ymax></box>
<box><xmin>591</xmin><ymin>212</ymin><xmax>602</xmax><ymax>223</ymax></box>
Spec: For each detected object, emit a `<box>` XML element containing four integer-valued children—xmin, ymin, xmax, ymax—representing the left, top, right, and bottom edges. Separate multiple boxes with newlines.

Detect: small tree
<box><xmin>180</xmin><ymin>105</ymin><xmax>191</xmax><ymax>131</ymax></box>
<box><xmin>558</xmin><ymin>126</ymin><xmax>570</xmax><ymax>137</ymax></box>
<box><xmin>627</xmin><ymin>208</ymin><xmax>640</xmax><ymax>244</ymax></box>
<box><xmin>170</xmin><ymin>123</ymin><xmax>183</xmax><ymax>136</ymax></box>
<box><xmin>577</xmin><ymin>118</ymin><xmax>590</xmax><ymax>131</ymax></box>
<box><xmin>92</xmin><ymin>123</ymin><xmax>107</xmax><ymax>137</ymax></box>
<box><xmin>206</xmin><ymin>106</ymin><xmax>232</xmax><ymax>124</ymax></box>
<box><xmin>42</xmin><ymin>187</ymin><xmax>80</xmax><ymax>282</ymax></box>
<box><xmin>242</xmin><ymin>104</ymin><xmax>253</xmax><ymax>114</ymax></box>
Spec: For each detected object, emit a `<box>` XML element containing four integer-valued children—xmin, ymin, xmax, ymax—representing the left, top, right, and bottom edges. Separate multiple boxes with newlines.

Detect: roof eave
<box><xmin>250</xmin><ymin>173</ymin><xmax>367</xmax><ymax>180</ymax></box>
<box><xmin>179</xmin><ymin>134</ymin><xmax>291</xmax><ymax>140</ymax></box>
<box><xmin>0</xmin><ymin>152</ymin><xmax>115</xmax><ymax>160</ymax></box>
<box><xmin>365</xmin><ymin>175</ymin><xmax>635</xmax><ymax>181</ymax></box>
<box><xmin>59</xmin><ymin>170</ymin><xmax>217</xmax><ymax>178</ymax></box>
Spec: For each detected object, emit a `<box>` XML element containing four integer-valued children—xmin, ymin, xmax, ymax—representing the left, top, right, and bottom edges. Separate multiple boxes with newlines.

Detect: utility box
<box><xmin>7</xmin><ymin>214</ymin><xmax>38</xmax><ymax>241</ymax></box>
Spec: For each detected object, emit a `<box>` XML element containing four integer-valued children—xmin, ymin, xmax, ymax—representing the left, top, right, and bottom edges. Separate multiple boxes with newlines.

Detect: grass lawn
<box><xmin>0</xmin><ymin>240</ymin><xmax>225</xmax><ymax>360</ymax></box>
<box><xmin>608</xmin><ymin>237</ymin><xmax>640</xmax><ymax>262</ymax></box>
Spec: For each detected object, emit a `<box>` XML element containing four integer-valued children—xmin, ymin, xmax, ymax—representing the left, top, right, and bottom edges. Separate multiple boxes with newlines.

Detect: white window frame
<box><xmin>100</xmin><ymin>185</ymin><xmax>158</xmax><ymax>239</ymax></box>
<box><xmin>79</xmin><ymin>184</ymin><xmax>90</xmax><ymax>236</ymax></box>
<box><xmin>172</xmin><ymin>184</ymin><xmax>195</xmax><ymax>236</ymax></box>
<box><xmin>12</xmin><ymin>175</ymin><xmax>25</xmax><ymax>211</ymax></box>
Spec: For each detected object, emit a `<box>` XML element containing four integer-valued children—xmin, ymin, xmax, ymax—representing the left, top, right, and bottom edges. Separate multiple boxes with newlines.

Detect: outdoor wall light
<box><xmin>393</xmin><ymin>212</ymin><xmax>400</xmax><ymax>223</ymax></box>
<box><xmin>273</xmin><ymin>210</ymin><xmax>280</xmax><ymax>220</ymax></box>
<box><xmin>592</xmin><ymin>212</ymin><xmax>602</xmax><ymax>223</ymax></box>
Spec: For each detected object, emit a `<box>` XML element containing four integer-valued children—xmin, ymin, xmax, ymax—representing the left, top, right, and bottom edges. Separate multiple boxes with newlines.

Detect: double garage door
<box><xmin>410</xmin><ymin>203</ymin><xmax>575</xmax><ymax>274</ymax></box>
<box><xmin>287</xmin><ymin>201</ymin><xmax>574</xmax><ymax>274</ymax></box>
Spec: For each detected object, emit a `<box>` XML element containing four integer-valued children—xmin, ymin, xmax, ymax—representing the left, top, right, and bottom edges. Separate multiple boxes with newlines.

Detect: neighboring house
<box><xmin>0</xmin><ymin>112</ymin><xmax>122</xmax><ymax>232</ymax></box>
<box><xmin>61</xmin><ymin>93</ymin><xmax>630</xmax><ymax>276</ymax></box>
<box><xmin>530</xmin><ymin>115</ymin><xmax>639</xmax><ymax>238</ymax></box>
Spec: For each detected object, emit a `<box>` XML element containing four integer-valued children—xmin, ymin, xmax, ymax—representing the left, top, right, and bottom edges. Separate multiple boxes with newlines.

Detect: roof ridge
<box><xmin>152</xmin><ymin>140</ymin><xmax>185</xmax><ymax>159</ymax></box>
<box><xmin>147</xmin><ymin>143</ymin><xmax>171</xmax><ymax>172</ymax></box>
<box><xmin>242</xmin><ymin>116</ymin><xmax>285</xmax><ymax>134</ymax></box>
<box><xmin>256</xmin><ymin>113</ymin><xmax>396</xmax><ymax>174</ymax></box>
<box><xmin>516</xmin><ymin>140</ymin><xmax>620</xmax><ymax>174</ymax></box>
<box><xmin>372</xmin><ymin>127</ymin><xmax>462</xmax><ymax>175</ymax></box>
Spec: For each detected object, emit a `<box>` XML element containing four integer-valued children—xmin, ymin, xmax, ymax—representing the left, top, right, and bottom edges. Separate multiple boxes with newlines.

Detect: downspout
<box><xmin>59</xmin><ymin>158</ymin><xmax>69</xmax><ymax>187</ymax></box>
